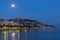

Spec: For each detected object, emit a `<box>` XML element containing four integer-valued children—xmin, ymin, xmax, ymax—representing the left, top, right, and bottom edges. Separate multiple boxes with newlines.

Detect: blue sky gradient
<box><xmin>0</xmin><ymin>0</ymin><xmax>60</xmax><ymax>27</ymax></box>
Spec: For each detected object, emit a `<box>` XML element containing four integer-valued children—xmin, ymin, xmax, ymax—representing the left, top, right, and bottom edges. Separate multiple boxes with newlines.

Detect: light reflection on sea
<box><xmin>0</xmin><ymin>30</ymin><xmax>60</xmax><ymax>40</ymax></box>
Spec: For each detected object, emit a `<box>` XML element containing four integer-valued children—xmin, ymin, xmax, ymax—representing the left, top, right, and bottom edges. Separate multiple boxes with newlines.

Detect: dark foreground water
<box><xmin>20</xmin><ymin>31</ymin><xmax>60</xmax><ymax>40</ymax></box>
<box><xmin>0</xmin><ymin>30</ymin><xmax>60</xmax><ymax>40</ymax></box>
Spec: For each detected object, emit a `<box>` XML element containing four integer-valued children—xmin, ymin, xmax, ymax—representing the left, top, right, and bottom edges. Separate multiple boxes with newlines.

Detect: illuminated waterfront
<box><xmin>0</xmin><ymin>26</ymin><xmax>40</xmax><ymax>40</ymax></box>
<box><xmin>0</xmin><ymin>26</ymin><xmax>59</xmax><ymax>40</ymax></box>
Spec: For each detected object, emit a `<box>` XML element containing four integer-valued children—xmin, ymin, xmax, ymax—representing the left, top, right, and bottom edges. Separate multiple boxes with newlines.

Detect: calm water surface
<box><xmin>0</xmin><ymin>30</ymin><xmax>60</xmax><ymax>40</ymax></box>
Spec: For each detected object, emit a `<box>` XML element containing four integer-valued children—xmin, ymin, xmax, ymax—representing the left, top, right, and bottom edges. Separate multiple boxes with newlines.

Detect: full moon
<box><xmin>11</xmin><ymin>4</ymin><xmax>15</xmax><ymax>8</ymax></box>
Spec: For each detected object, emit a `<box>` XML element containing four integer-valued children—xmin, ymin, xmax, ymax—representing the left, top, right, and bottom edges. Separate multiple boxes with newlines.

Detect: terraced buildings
<box><xmin>0</xmin><ymin>18</ymin><xmax>56</xmax><ymax>32</ymax></box>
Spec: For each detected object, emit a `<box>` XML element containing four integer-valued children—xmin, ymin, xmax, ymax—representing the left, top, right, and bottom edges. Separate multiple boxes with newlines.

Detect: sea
<box><xmin>0</xmin><ymin>30</ymin><xmax>60</xmax><ymax>40</ymax></box>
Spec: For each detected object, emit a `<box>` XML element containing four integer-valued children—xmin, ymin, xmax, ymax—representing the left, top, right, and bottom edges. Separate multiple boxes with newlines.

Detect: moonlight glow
<box><xmin>11</xmin><ymin>4</ymin><xmax>15</xmax><ymax>8</ymax></box>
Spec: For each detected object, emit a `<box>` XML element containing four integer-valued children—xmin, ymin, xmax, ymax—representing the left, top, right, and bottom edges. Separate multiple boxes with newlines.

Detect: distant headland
<box><xmin>0</xmin><ymin>18</ymin><xmax>55</xmax><ymax>27</ymax></box>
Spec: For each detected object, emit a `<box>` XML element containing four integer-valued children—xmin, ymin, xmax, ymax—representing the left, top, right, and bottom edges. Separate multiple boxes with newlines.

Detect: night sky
<box><xmin>0</xmin><ymin>0</ymin><xmax>60</xmax><ymax>27</ymax></box>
